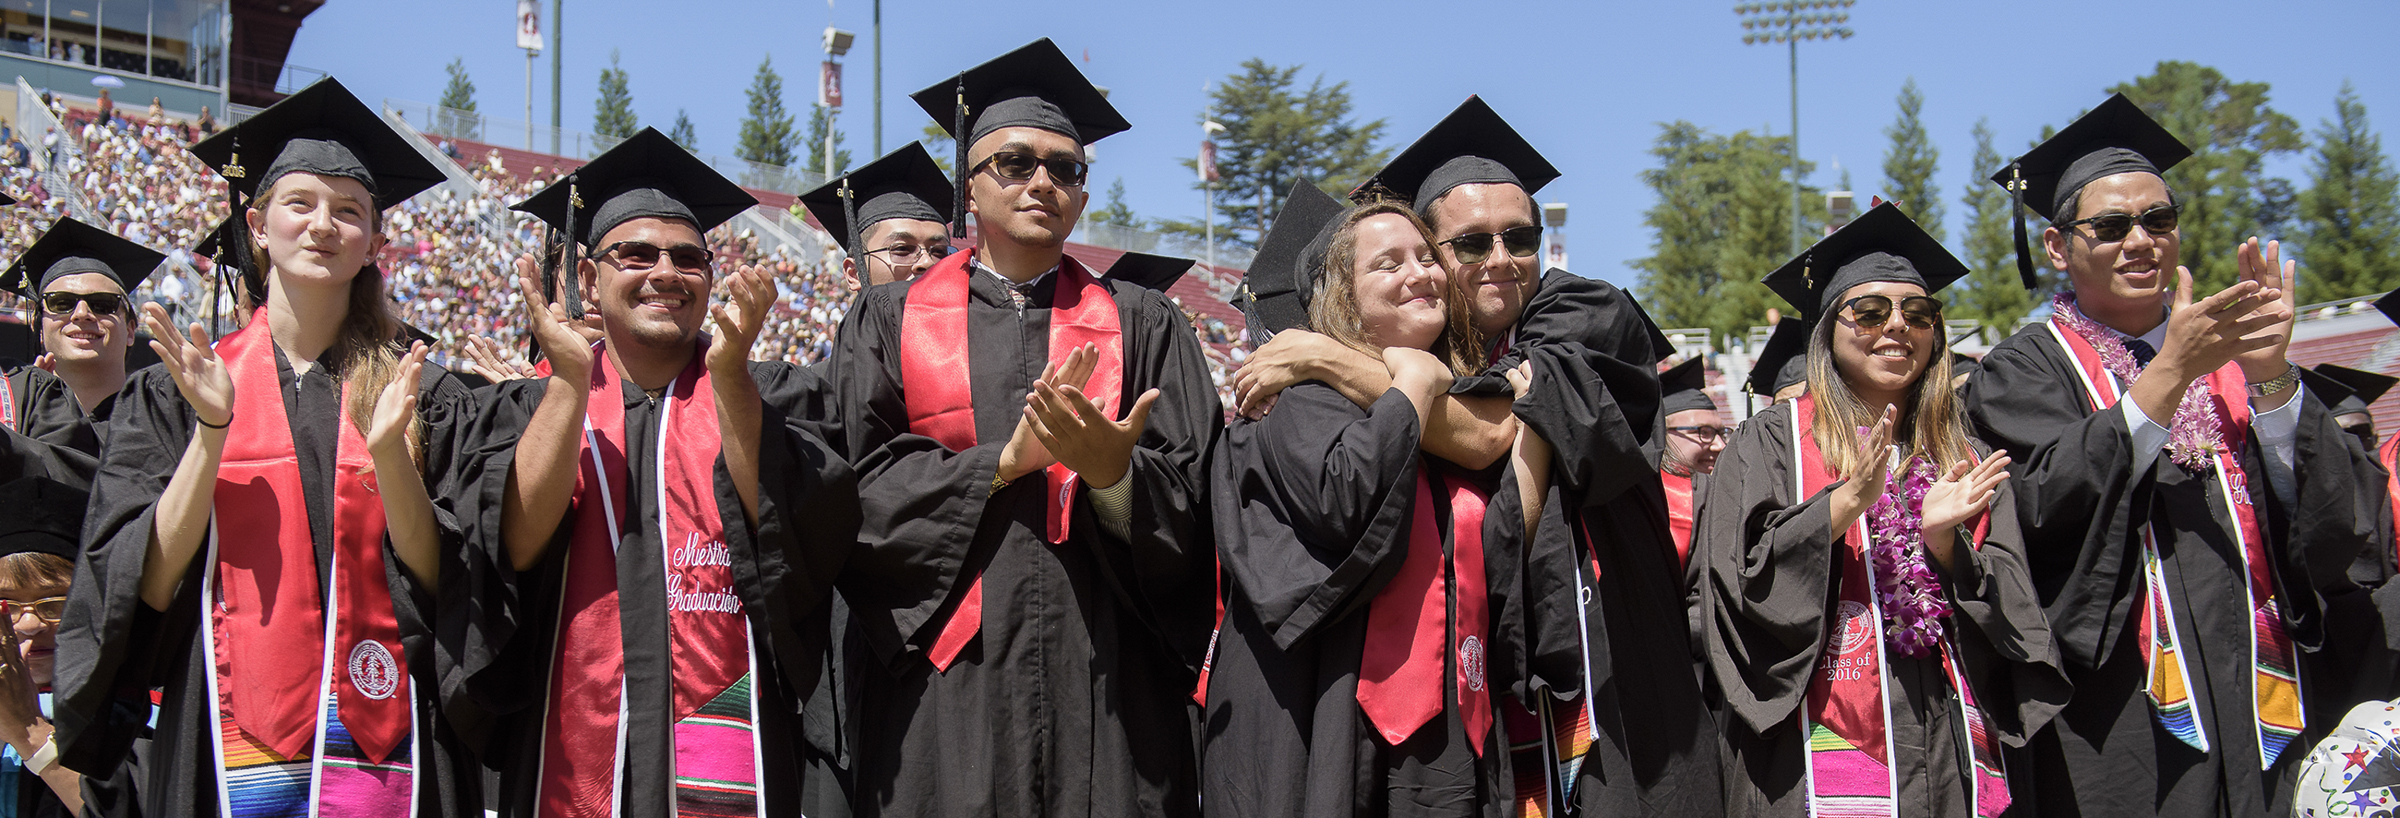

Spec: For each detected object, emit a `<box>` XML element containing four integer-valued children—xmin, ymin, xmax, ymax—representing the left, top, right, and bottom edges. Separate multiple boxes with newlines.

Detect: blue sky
<box><xmin>288</xmin><ymin>0</ymin><xmax>2398</xmax><ymax>291</ymax></box>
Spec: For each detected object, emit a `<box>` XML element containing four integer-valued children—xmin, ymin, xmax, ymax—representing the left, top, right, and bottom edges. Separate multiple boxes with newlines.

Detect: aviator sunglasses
<box><xmin>1841</xmin><ymin>294</ymin><xmax>1944</xmax><ymax>331</ymax></box>
<box><xmin>2061</xmin><ymin>204</ymin><xmax>2179</xmax><ymax>243</ymax></box>
<box><xmin>1439</xmin><ymin>225</ymin><xmax>1542</xmax><ymax>265</ymax></box>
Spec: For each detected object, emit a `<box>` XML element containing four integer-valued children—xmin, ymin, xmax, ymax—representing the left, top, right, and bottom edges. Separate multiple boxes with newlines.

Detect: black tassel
<box><xmin>840</xmin><ymin>178</ymin><xmax>860</xmax><ymax>258</ymax></box>
<box><xmin>559</xmin><ymin>175</ymin><xmax>582</xmax><ymax>319</ymax></box>
<box><xmin>951</xmin><ymin>75</ymin><xmax>969</xmax><ymax>239</ymax></box>
<box><xmin>2010</xmin><ymin>165</ymin><xmax>2037</xmax><ymax>291</ymax></box>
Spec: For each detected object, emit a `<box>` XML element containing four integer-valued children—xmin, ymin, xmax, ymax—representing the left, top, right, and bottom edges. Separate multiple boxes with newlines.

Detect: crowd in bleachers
<box><xmin>0</xmin><ymin>103</ymin><xmax>1250</xmax><ymax>406</ymax></box>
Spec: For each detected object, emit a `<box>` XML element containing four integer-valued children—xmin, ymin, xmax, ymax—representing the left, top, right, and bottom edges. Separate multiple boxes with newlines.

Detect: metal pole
<box><xmin>872</xmin><ymin>0</ymin><xmax>881</xmax><ymax>154</ymax></box>
<box><xmin>549</xmin><ymin>0</ymin><xmax>562</xmax><ymax>154</ymax></box>
<box><xmin>525</xmin><ymin>49</ymin><xmax>535</xmax><ymax>149</ymax></box>
<box><xmin>1788</xmin><ymin>19</ymin><xmax>1801</xmax><ymax>253</ymax></box>
<box><xmin>1204</xmin><ymin>182</ymin><xmax>1214</xmax><ymax>276</ymax></box>
<box><xmin>825</xmin><ymin>107</ymin><xmax>836</xmax><ymax>179</ymax></box>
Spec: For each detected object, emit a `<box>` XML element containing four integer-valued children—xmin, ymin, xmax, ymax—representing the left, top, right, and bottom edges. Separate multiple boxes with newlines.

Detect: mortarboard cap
<box><xmin>512</xmin><ymin>128</ymin><xmax>756</xmax><ymax>316</ymax></box>
<box><xmin>2376</xmin><ymin>288</ymin><xmax>2400</xmax><ymax>328</ymax></box>
<box><xmin>0</xmin><ymin>217</ymin><xmax>165</xmax><ymax>298</ymax></box>
<box><xmin>798</xmin><ymin>142</ymin><xmax>953</xmax><ymax>256</ymax></box>
<box><xmin>1762</xmin><ymin>202</ymin><xmax>1967</xmax><ymax>321</ymax></box>
<box><xmin>2311</xmin><ymin>364</ymin><xmax>2397</xmax><ymax>416</ymax></box>
<box><xmin>1360</xmin><ymin>96</ymin><xmax>1559</xmax><ymax>212</ymax></box>
<box><xmin>911</xmin><ymin>39</ymin><xmax>1129</xmax><ymax>240</ymax></box>
<box><xmin>188</xmin><ymin>77</ymin><xmax>446</xmax><ymax>211</ymax></box>
<box><xmin>1991</xmin><ymin>94</ymin><xmax>2192</xmax><ymax>290</ymax></box>
<box><xmin>1660</xmin><ymin>357</ymin><xmax>1717</xmax><ymax>416</ymax></box>
<box><xmin>0</xmin><ymin>477</ymin><xmax>85</xmax><ymax>562</ymax></box>
<box><xmin>1240</xmin><ymin>179</ymin><xmax>1349</xmax><ymax>340</ymax></box>
<box><xmin>1102</xmin><ymin>251</ymin><xmax>1196</xmax><ymax>293</ymax></box>
<box><xmin>1746</xmin><ymin>317</ymin><xmax>1810</xmax><ymax>396</ymax></box>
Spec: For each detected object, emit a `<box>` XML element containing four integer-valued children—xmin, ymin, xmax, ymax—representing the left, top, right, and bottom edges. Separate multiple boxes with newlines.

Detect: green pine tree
<box><xmin>1153</xmin><ymin>60</ymin><xmax>1389</xmax><ymax>248</ymax></box>
<box><xmin>669</xmin><ymin>109</ymin><xmax>698</xmax><ymax>151</ymax></box>
<box><xmin>593</xmin><ymin>50</ymin><xmax>638</xmax><ymax>140</ymax></box>
<box><xmin>2297</xmin><ymin>81</ymin><xmax>2400</xmax><ymax>303</ymax></box>
<box><xmin>2110</xmin><ymin>62</ymin><xmax>2303</xmax><ymax>292</ymax></box>
<box><xmin>1880</xmin><ymin>78</ymin><xmax>1943</xmax><ymax>242</ymax></box>
<box><xmin>1632</xmin><ymin>121</ymin><xmax>1825</xmax><ymax>343</ymax></box>
<box><xmin>803</xmin><ymin>104</ymin><xmax>853</xmax><ymax>176</ymax></box>
<box><xmin>1954</xmin><ymin>118</ymin><xmax>2037</xmax><ymax>334</ymax></box>
<box><xmin>920</xmin><ymin>121</ymin><xmax>954</xmax><ymax>174</ymax></box>
<box><xmin>736</xmin><ymin>56</ymin><xmax>797</xmax><ymax>167</ymax></box>
<box><xmin>1091</xmin><ymin>177</ymin><xmax>1141</xmax><ymax>228</ymax></box>
<box><xmin>435</xmin><ymin>58</ymin><xmax>477</xmax><ymax>138</ymax></box>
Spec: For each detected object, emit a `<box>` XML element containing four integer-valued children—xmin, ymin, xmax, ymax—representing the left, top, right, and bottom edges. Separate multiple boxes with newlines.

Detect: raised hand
<box><xmin>2156</xmin><ymin>266</ymin><xmax>2284</xmax><ymax>381</ymax></box>
<box><xmin>1233</xmin><ymin>330</ymin><xmax>1338</xmax><ymax>416</ymax></box>
<box><xmin>368</xmin><ymin>341</ymin><xmax>429</xmax><ymax>460</ymax></box>
<box><xmin>1920</xmin><ymin>449</ymin><xmax>2012</xmax><ymax>569</ymax></box>
<box><xmin>1026</xmin><ymin>347</ymin><xmax>1159</xmax><ymax>491</ymax></box>
<box><xmin>0</xmin><ymin>619</ymin><xmax>38</xmax><ymax>752</ymax></box>
<box><xmin>30</xmin><ymin>353</ymin><xmax>52</xmax><ymax>374</ymax></box>
<box><xmin>460</xmin><ymin>334</ymin><xmax>539</xmax><ymax>383</ymax></box>
<box><xmin>2228</xmin><ymin>237</ymin><xmax>2298</xmax><ymax>380</ymax></box>
<box><xmin>142</xmin><ymin>301</ymin><xmax>232</xmax><ymax>430</ymax></box>
<box><xmin>707</xmin><ymin>265</ymin><xmax>775</xmax><ymax>374</ymax></box>
<box><xmin>1829</xmin><ymin>404</ymin><xmax>1897</xmax><ymax>536</ymax></box>
<box><xmin>514</xmin><ymin>256</ymin><xmax>602</xmax><ymax>382</ymax></box>
<box><xmin>998</xmin><ymin>352</ymin><xmax>1084</xmax><ymax>484</ymax></box>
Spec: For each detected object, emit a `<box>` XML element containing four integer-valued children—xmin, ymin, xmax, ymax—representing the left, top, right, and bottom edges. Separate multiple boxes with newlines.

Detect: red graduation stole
<box><xmin>1357</xmin><ymin>461</ymin><xmax>1494</xmax><ymax>756</ymax></box>
<box><xmin>2381</xmin><ymin>433</ymin><xmax>2400</xmax><ymax>568</ymax></box>
<box><xmin>0</xmin><ymin>370</ymin><xmax>15</xmax><ymax>432</ymax></box>
<box><xmin>210</xmin><ymin>310</ymin><xmax>410</xmax><ymax>764</ymax></box>
<box><xmin>1661</xmin><ymin>469</ymin><xmax>1697</xmax><ymax>570</ymax></box>
<box><xmin>1790</xmin><ymin>395</ymin><xmax>2009</xmax><ymax>818</ymax></box>
<box><xmin>537</xmin><ymin>340</ymin><xmax>751</xmax><ymax>818</ymax></box>
<box><xmin>2043</xmin><ymin>318</ymin><xmax>2304</xmax><ymax>767</ymax></box>
<box><xmin>900</xmin><ymin>252</ymin><xmax>1122</xmax><ymax>673</ymax></box>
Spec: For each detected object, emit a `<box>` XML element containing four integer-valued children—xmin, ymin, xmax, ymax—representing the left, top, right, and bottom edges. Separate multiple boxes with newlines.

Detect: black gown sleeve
<box><xmin>434</xmin><ymin>378</ymin><xmax>556</xmax><ymax>749</ymax></box>
<box><xmin>1494</xmin><ymin>270</ymin><xmax>1665</xmax><ymax>509</ymax></box>
<box><xmin>1697</xmin><ymin>404</ymin><xmax>1840</xmax><ymax>736</ymax></box>
<box><xmin>1214</xmin><ymin>383</ymin><xmax>1425</xmax><ymax>649</ymax></box>
<box><xmin>52</xmin><ymin>366</ymin><xmax>197</xmax><ymax>774</ymax></box>
<box><xmin>9</xmin><ymin>366</ymin><xmax>99</xmax><ymax>455</ymax></box>
<box><xmin>740</xmin><ymin>361</ymin><xmax>861</xmax><ymax>706</ymax></box>
<box><xmin>1932</xmin><ymin>454</ymin><xmax>2072</xmax><ymax>746</ymax></box>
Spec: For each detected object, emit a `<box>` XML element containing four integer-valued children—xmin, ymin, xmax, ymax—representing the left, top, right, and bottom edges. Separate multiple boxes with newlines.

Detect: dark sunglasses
<box><xmin>40</xmin><ymin>291</ymin><xmax>126</xmax><ymax>316</ymax></box>
<box><xmin>1841</xmin><ymin>294</ymin><xmax>1944</xmax><ymax>331</ymax></box>
<box><xmin>588</xmin><ymin>240</ymin><xmax>715</xmax><ymax>273</ymax></box>
<box><xmin>2061</xmin><ymin>204</ymin><xmax>2179</xmax><ymax>243</ymax></box>
<box><xmin>1439</xmin><ymin>225</ymin><xmax>1542</xmax><ymax>265</ymax></box>
<box><xmin>865</xmin><ymin>243</ymin><xmax>954</xmax><ymax>265</ymax></box>
<box><xmin>2</xmin><ymin>596</ymin><xmax>64</xmax><ymax>625</ymax></box>
<box><xmin>971</xmin><ymin>151</ymin><xmax>1089</xmax><ymax>187</ymax></box>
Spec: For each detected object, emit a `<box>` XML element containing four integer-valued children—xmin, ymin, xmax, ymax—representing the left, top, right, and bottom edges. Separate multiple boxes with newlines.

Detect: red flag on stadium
<box><xmin>515</xmin><ymin>0</ymin><xmax>541</xmax><ymax>51</ymax></box>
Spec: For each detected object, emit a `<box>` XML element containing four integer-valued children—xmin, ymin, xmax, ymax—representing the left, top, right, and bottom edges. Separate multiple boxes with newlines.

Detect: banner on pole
<box><xmin>820</xmin><ymin>61</ymin><xmax>843</xmax><ymax>109</ymax></box>
<box><xmin>515</xmin><ymin>0</ymin><xmax>542</xmax><ymax>52</ymax></box>
<box><xmin>1199</xmin><ymin>140</ymin><xmax>1218</xmax><ymax>183</ymax></box>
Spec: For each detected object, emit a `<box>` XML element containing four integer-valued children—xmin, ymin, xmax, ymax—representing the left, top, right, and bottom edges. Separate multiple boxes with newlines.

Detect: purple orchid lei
<box><xmin>2049</xmin><ymin>293</ymin><xmax>2225</xmax><ymax>471</ymax></box>
<box><xmin>1862</xmin><ymin>453</ymin><xmax>1950</xmax><ymax>659</ymax></box>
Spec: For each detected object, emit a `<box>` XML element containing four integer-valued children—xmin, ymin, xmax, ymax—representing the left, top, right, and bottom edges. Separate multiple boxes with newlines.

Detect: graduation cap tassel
<box><xmin>839</xmin><ymin>178</ymin><xmax>861</xmax><ymax>258</ymax></box>
<box><xmin>951</xmin><ymin>76</ymin><xmax>969</xmax><ymax>240</ymax></box>
<box><xmin>2010</xmin><ymin>165</ymin><xmax>2037</xmax><ymax>291</ymax></box>
<box><xmin>560</xmin><ymin>175</ymin><xmax>582</xmax><ymax>319</ymax></box>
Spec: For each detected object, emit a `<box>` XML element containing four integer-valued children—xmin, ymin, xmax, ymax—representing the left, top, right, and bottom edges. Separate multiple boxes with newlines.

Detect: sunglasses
<box><xmin>2</xmin><ymin>596</ymin><xmax>64</xmax><ymax>625</ymax></box>
<box><xmin>1439</xmin><ymin>225</ymin><xmax>1542</xmax><ymax>265</ymax></box>
<box><xmin>588</xmin><ymin>240</ymin><xmax>716</xmax><ymax>273</ymax></box>
<box><xmin>864</xmin><ymin>243</ymin><xmax>954</xmax><ymax>265</ymax></box>
<box><xmin>1841</xmin><ymin>294</ymin><xmax>1944</xmax><ymax>331</ymax></box>
<box><xmin>2061</xmin><ymin>204</ymin><xmax>2179</xmax><ymax>243</ymax></box>
<box><xmin>40</xmin><ymin>291</ymin><xmax>125</xmax><ymax>316</ymax></box>
<box><xmin>971</xmin><ymin>151</ymin><xmax>1090</xmax><ymax>187</ymax></box>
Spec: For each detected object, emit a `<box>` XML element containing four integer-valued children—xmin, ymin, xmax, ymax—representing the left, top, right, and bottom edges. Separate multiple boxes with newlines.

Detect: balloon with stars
<box><xmin>2295</xmin><ymin>701</ymin><xmax>2400</xmax><ymax>817</ymax></box>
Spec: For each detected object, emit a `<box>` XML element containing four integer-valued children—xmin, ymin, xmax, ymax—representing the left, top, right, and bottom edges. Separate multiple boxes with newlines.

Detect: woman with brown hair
<box><xmin>1202</xmin><ymin>184</ymin><xmax>1542</xmax><ymax>817</ymax></box>
<box><xmin>50</xmin><ymin>78</ymin><xmax>480</xmax><ymax>818</ymax></box>
<box><xmin>1697</xmin><ymin>204</ymin><xmax>2067</xmax><ymax>818</ymax></box>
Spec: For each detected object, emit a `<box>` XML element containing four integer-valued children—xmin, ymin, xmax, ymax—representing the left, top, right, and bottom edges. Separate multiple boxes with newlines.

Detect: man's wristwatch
<box><xmin>2246</xmin><ymin>362</ymin><xmax>2301</xmax><ymax>398</ymax></box>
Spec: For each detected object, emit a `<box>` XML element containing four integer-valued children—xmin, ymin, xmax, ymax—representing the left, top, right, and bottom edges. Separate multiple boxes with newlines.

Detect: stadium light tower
<box><xmin>1736</xmin><ymin>0</ymin><xmax>1854</xmax><ymax>254</ymax></box>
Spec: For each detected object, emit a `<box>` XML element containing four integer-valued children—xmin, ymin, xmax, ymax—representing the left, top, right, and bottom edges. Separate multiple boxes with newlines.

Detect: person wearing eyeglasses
<box><xmin>1236</xmin><ymin>96</ymin><xmax>1706</xmax><ymax>817</ymax></box>
<box><xmin>442</xmin><ymin>127</ymin><xmax>861</xmax><ymax>818</ymax></box>
<box><xmin>0</xmin><ymin>217</ymin><xmax>158</xmax><ymax>461</ymax></box>
<box><xmin>0</xmin><ymin>477</ymin><xmax>144</xmax><ymax>818</ymax></box>
<box><xmin>1655</xmin><ymin>357</ymin><xmax>1724</xmax><ymax>570</ymax></box>
<box><xmin>820</xmin><ymin>39</ymin><xmax>1221</xmax><ymax>818</ymax></box>
<box><xmin>1965</xmin><ymin>95</ymin><xmax>2384</xmax><ymax>818</ymax></box>
<box><xmin>800</xmin><ymin>142</ymin><xmax>955</xmax><ymax>292</ymax></box>
<box><xmin>1701</xmin><ymin>203</ymin><xmax>2066</xmax><ymax>818</ymax></box>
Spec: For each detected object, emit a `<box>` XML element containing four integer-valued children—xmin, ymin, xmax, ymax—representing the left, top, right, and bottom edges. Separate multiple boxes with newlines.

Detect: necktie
<box><xmin>2124</xmin><ymin>338</ymin><xmax>2157</xmax><ymax>368</ymax></box>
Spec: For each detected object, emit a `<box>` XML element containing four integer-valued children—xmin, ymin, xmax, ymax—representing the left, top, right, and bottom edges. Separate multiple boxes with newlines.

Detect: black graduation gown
<box><xmin>2</xmin><ymin>364</ymin><xmax>103</xmax><ymax>456</ymax></box>
<box><xmin>825</xmin><ymin>269</ymin><xmax>1220</xmax><ymax>818</ymax></box>
<box><xmin>1699</xmin><ymin>403</ymin><xmax>2068</xmax><ymax>818</ymax></box>
<box><xmin>1204</xmin><ymin>382</ymin><xmax>1521</xmax><ymax>818</ymax></box>
<box><xmin>797</xmin><ymin>357</ymin><xmax>860</xmax><ymax>818</ymax></box>
<box><xmin>50</xmin><ymin>352</ymin><xmax>483</xmax><ymax>818</ymax></box>
<box><xmin>440</xmin><ymin>358</ymin><xmax>859</xmax><ymax>818</ymax></box>
<box><xmin>1963</xmin><ymin>325</ymin><xmax>2386</xmax><ymax>818</ymax></box>
<box><xmin>1479</xmin><ymin>269</ymin><xmax>1722</xmax><ymax>815</ymax></box>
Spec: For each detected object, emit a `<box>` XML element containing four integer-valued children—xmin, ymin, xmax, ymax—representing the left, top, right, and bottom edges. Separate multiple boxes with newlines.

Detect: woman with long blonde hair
<box><xmin>1698</xmin><ymin>204</ymin><xmax>2067</xmax><ymax>818</ymax></box>
<box><xmin>51</xmin><ymin>79</ymin><xmax>480</xmax><ymax>818</ymax></box>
